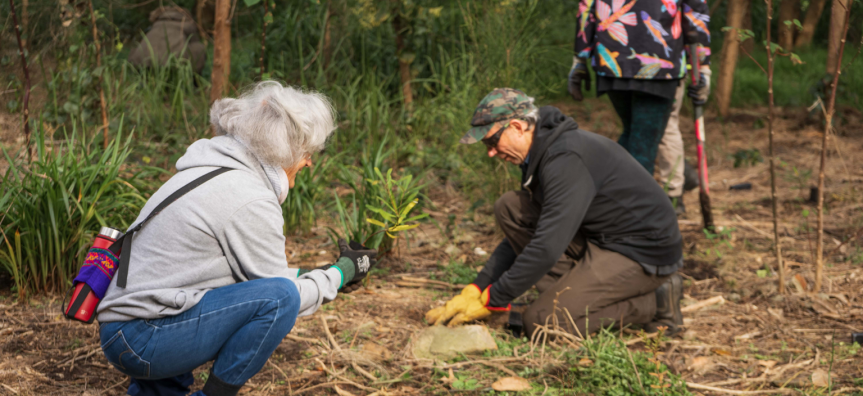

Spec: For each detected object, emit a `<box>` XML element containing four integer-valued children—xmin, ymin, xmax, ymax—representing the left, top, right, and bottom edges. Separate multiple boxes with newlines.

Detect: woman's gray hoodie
<box><xmin>97</xmin><ymin>136</ymin><xmax>343</xmax><ymax>322</ymax></box>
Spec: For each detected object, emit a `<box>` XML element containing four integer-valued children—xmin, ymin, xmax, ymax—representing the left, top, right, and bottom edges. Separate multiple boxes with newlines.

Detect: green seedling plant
<box><xmin>364</xmin><ymin>166</ymin><xmax>428</xmax><ymax>246</ymax></box>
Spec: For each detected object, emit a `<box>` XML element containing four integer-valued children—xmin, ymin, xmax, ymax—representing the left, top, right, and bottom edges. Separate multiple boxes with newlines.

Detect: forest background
<box><xmin>0</xmin><ymin>0</ymin><xmax>862</xmax><ymax>394</ymax></box>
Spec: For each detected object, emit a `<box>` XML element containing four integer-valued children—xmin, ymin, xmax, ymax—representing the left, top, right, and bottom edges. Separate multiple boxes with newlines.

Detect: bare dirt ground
<box><xmin>1</xmin><ymin>98</ymin><xmax>862</xmax><ymax>395</ymax></box>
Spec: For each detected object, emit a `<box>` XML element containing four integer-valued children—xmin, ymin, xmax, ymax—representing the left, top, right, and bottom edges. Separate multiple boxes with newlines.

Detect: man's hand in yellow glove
<box><xmin>425</xmin><ymin>284</ymin><xmax>511</xmax><ymax>327</ymax></box>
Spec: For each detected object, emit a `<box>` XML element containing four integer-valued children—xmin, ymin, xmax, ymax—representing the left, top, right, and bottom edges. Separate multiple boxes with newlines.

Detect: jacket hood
<box><xmin>522</xmin><ymin>106</ymin><xmax>579</xmax><ymax>188</ymax></box>
<box><xmin>175</xmin><ymin>136</ymin><xmax>277</xmax><ymax>195</ymax></box>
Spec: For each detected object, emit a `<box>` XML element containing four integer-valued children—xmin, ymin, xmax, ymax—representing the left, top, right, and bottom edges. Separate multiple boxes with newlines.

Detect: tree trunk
<box><xmin>323</xmin><ymin>0</ymin><xmax>333</xmax><ymax>71</ymax></box>
<box><xmin>795</xmin><ymin>0</ymin><xmax>828</xmax><ymax>47</ymax></box>
<box><xmin>741</xmin><ymin>4</ymin><xmax>754</xmax><ymax>53</ymax></box>
<box><xmin>88</xmin><ymin>0</ymin><xmax>109</xmax><ymax>148</ymax></box>
<box><xmin>816</xmin><ymin>0</ymin><xmax>851</xmax><ymax>293</ymax></box>
<box><xmin>765</xmin><ymin>0</ymin><xmax>786</xmax><ymax>294</ymax></box>
<box><xmin>778</xmin><ymin>0</ymin><xmax>800</xmax><ymax>51</ymax></box>
<box><xmin>195</xmin><ymin>0</ymin><xmax>211</xmax><ymax>43</ymax></box>
<box><xmin>9</xmin><ymin>0</ymin><xmax>32</xmax><ymax>161</ymax></box>
<box><xmin>393</xmin><ymin>14</ymin><xmax>413</xmax><ymax>111</ymax></box>
<box><xmin>210</xmin><ymin>0</ymin><xmax>232</xmax><ymax>106</ymax></box>
<box><xmin>259</xmin><ymin>0</ymin><xmax>268</xmax><ymax>80</ymax></box>
<box><xmin>21</xmin><ymin>0</ymin><xmax>28</xmax><ymax>49</ymax></box>
<box><xmin>717</xmin><ymin>0</ymin><xmax>748</xmax><ymax>117</ymax></box>
<box><xmin>826</xmin><ymin>0</ymin><xmax>848</xmax><ymax>74</ymax></box>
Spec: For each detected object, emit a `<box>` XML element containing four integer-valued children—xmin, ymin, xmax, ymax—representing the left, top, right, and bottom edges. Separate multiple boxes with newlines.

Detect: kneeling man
<box><xmin>426</xmin><ymin>88</ymin><xmax>684</xmax><ymax>336</ymax></box>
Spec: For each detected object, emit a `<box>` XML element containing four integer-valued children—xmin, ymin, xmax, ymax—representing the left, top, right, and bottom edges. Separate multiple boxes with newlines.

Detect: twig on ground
<box><xmin>624</xmin><ymin>344</ymin><xmax>646</xmax><ymax>394</ymax></box>
<box><xmin>687</xmin><ymin>382</ymin><xmax>796</xmax><ymax>394</ymax></box>
<box><xmin>625</xmin><ymin>332</ymin><xmax>659</xmax><ymax>345</ymax></box>
<box><xmin>681</xmin><ymin>296</ymin><xmax>726</xmax><ymax>313</ymax></box>
<box><xmin>394</xmin><ymin>281</ymin><xmax>456</xmax><ymax>290</ymax></box>
<box><xmin>313</xmin><ymin>358</ymin><xmax>378</xmax><ymax>393</ymax></box>
<box><xmin>348</xmin><ymin>313</ymin><xmax>369</xmax><ymax>349</ymax></box>
<box><xmin>287</xmin><ymin>334</ymin><xmax>328</xmax><ymax>349</ymax></box>
<box><xmin>351</xmin><ymin>362</ymin><xmax>377</xmax><ymax>382</ymax></box>
<box><xmin>320</xmin><ymin>315</ymin><xmax>342</xmax><ymax>352</ymax></box>
<box><xmin>268</xmin><ymin>360</ymin><xmax>290</xmax><ymax>381</ymax></box>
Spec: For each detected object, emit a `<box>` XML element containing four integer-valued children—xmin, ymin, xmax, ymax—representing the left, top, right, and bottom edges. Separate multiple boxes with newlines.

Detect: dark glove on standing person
<box><xmin>334</xmin><ymin>239</ymin><xmax>377</xmax><ymax>290</ymax></box>
<box><xmin>687</xmin><ymin>73</ymin><xmax>710</xmax><ymax>106</ymax></box>
<box><xmin>568</xmin><ymin>56</ymin><xmax>590</xmax><ymax>102</ymax></box>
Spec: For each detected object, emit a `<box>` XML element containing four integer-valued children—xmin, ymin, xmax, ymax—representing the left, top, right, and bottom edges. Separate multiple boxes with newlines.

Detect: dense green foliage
<box><xmin>1</xmin><ymin>0</ymin><xmax>862</xmax><ymax>295</ymax></box>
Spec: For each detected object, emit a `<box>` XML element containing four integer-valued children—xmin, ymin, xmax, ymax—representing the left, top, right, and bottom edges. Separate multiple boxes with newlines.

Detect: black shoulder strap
<box><xmin>114</xmin><ymin>167</ymin><xmax>232</xmax><ymax>288</ymax></box>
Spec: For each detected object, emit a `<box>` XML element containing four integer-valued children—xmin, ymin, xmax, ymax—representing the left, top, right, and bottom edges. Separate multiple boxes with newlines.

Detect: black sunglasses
<box><xmin>481</xmin><ymin>122</ymin><xmax>510</xmax><ymax>149</ymax></box>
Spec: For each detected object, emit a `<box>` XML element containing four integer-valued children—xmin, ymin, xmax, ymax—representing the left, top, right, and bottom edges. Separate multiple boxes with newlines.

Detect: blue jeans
<box><xmin>99</xmin><ymin>278</ymin><xmax>301</xmax><ymax>396</ymax></box>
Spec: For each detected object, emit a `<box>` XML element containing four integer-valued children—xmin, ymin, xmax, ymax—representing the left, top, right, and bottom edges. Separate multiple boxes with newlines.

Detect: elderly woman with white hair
<box><xmin>96</xmin><ymin>82</ymin><xmax>375</xmax><ymax>396</ymax></box>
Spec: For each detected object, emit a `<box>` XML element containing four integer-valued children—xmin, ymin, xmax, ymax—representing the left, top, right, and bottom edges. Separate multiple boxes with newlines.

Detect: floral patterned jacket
<box><xmin>575</xmin><ymin>0</ymin><xmax>712</xmax><ymax>80</ymax></box>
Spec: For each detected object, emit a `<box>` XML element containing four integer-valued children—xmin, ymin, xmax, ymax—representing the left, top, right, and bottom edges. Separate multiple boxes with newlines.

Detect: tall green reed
<box><xmin>0</xmin><ymin>120</ymin><xmax>151</xmax><ymax>298</ymax></box>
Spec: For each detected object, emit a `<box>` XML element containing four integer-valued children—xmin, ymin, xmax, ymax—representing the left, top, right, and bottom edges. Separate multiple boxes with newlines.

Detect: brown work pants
<box><xmin>494</xmin><ymin>191</ymin><xmax>669</xmax><ymax>337</ymax></box>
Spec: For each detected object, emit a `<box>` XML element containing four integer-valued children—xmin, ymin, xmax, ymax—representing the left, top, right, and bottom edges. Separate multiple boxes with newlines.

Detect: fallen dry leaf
<box><xmin>767</xmin><ymin>308</ymin><xmax>784</xmax><ymax>321</ymax></box>
<box><xmin>712</xmin><ymin>348</ymin><xmax>732</xmax><ymax>356</ymax></box>
<box><xmin>440</xmin><ymin>368</ymin><xmax>456</xmax><ymax>385</ymax></box>
<box><xmin>333</xmin><ymin>385</ymin><xmax>357</xmax><ymax>396</ymax></box>
<box><xmin>688</xmin><ymin>356</ymin><xmax>714</xmax><ymax>374</ymax></box>
<box><xmin>792</xmin><ymin>274</ymin><xmax>808</xmax><ymax>293</ymax></box>
<box><xmin>492</xmin><ymin>377</ymin><xmax>531</xmax><ymax>392</ymax></box>
<box><xmin>578</xmin><ymin>358</ymin><xmax>593</xmax><ymax>366</ymax></box>
<box><xmin>812</xmin><ymin>368</ymin><xmax>830</xmax><ymax>387</ymax></box>
<box><xmin>361</xmin><ymin>342</ymin><xmax>392</xmax><ymax>361</ymax></box>
<box><xmin>758</xmin><ymin>360</ymin><xmax>777</xmax><ymax>369</ymax></box>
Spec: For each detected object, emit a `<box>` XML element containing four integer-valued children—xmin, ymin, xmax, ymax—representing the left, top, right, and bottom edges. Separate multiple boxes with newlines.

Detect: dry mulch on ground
<box><xmin>2</xmin><ymin>100</ymin><xmax>863</xmax><ymax>395</ymax></box>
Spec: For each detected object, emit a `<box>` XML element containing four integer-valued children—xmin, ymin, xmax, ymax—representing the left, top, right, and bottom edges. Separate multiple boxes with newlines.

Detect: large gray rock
<box><xmin>412</xmin><ymin>325</ymin><xmax>497</xmax><ymax>359</ymax></box>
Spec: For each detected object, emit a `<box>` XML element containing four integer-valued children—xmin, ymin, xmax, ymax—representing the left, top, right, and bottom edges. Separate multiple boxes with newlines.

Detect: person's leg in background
<box><xmin>625</xmin><ymin>92</ymin><xmax>675</xmax><ymax>174</ymax></box>
<box><xmin>100</xmin><ymin>278</ymin><xmax>301</xmax><ymax>396</ymax></box>
<box><xmin>606</xmin><ymin>91</ymin><xmax>634</xmax><ymax>153</ymax></box>
<box><xmin>655</xmin><ymin>80</ymin><xmax>687</xmax><ymax>213</ymax></box>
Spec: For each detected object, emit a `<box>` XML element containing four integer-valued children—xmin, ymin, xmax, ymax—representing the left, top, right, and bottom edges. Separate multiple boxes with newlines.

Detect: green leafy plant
<box><xmin>567</xmin><ymin>327</ymin><xmax>690</xmax><ymax>395</ymax></box>
<box><xmin>328</xmin><ymin>137</ymin><xmax>427</xmax><ymax>251</ymax></box>
<box><xmin>0</xmin><ymin>120</ymin><xmax>155</xmax><ymax>298</ymax></box>
<box><xmin>282</xmin><ymin>154</ymin><xmax>338</xmax><ymax>235</ymax></box>
<box><xmin>364</xmin><ymin>167</ymin><xmax>427</xmax><ymax>240</ymax></box>
<box><xmin>731</xmin><ymin>148</ymin><xmax>763</xmax><ymax>168</ymax></box>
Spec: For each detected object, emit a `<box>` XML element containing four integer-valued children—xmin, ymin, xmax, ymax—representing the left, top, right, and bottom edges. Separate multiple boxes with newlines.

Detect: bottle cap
<box><xmin>98</xmin><ymin>227</ymin><xmax>123</xmax><ymax>240</ymax></box>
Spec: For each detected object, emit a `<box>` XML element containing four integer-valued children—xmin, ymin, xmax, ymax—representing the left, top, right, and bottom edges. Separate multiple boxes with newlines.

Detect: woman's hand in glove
<box><xmin>334</xmin><ymin>239</ymin><xmax>377</xmax><ymax>290</ymax></box>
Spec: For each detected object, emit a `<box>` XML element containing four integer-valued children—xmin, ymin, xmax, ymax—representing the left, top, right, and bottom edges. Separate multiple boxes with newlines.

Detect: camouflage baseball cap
<box><xmin>460</xmin><ymin>88</ymin><xmax>536</xmax><ymax>144</ymax></box>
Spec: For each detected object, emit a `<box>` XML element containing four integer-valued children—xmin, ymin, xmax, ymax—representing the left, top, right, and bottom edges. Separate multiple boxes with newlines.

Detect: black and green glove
<box><xmin>333</xmin><ymin>239</ymin><xmax>377</xmax><ymax>291</ymax></box>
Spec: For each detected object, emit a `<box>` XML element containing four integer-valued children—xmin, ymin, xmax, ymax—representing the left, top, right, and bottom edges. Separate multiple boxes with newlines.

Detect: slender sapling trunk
<box><xmin>9</xmin><ymin>0</ymin><xmax>32</xmax><ymax>160</ymax></box>
<box><xmin>210</xmin><ymin>0</ymin><xmax>232</xmax><ymax>106</ymax></box>
<box><xmin>88</xmin><ymin>0</ymin><xmax>110</xmax><ymax>148</ymax></box>
<box><xmin>815</xmin><ymin>0</ymin><xmax>852</xmax><ymax>293</ymax></box>
<box><xmin>765</xmin><ymin>0</ymin><xmax>786</xmax><ymax>294</ymax></box>
<box><xmin>259</xmin><ymin>0</ymin><xmax>268</xmax><ymax>80</ymax></box>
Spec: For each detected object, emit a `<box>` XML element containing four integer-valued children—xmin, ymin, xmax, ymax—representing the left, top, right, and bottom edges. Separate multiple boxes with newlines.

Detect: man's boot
<box><xmin>646</xmin><ymin>273</ymin><xmax>683</xmax><ymax>335</ymax></box>
<box><xmin>669</xmin><ymin>195</ymin><xmax>685</xmax><ymax>216</ymax></box>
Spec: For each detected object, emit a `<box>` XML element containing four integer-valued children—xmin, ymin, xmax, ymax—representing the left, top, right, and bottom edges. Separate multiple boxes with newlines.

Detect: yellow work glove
<box><xmin>425</xmin><ymin>284</ymin><xmax>494</xmax><ymax>327</ymax></box>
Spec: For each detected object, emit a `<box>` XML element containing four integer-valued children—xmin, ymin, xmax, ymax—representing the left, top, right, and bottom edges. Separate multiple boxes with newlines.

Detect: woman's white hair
<box><xmin>209</xmin><ymin>81</ymin><xmax>336</xmax><ymax>169</ymax></box>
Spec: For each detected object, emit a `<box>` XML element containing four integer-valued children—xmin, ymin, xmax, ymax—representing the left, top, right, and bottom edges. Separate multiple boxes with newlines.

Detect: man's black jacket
<box><xmin>474</xmin><ymin>106</ymin><xmax>683</xmax><ymax>308</ymax></box>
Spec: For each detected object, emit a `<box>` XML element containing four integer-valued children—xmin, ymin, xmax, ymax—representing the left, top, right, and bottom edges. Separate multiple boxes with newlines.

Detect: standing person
<box><xmin>425</xmin><ymin>88</ymin><xmax>684</xmax><ymax>337</ymax></box>
<box><xmin>568</xmin><ymin>0</ymin><xmax>711</xmax><ymax>175</ymax></box>
<box><xmin>656</xmin><ymin>53</ymin><xmax>711</xmax><ymax>214</ymax></box>
<box><xmin>97</xmin><ymin>82</ymin><xmax>376</xmax><ymax>396</ymax></box>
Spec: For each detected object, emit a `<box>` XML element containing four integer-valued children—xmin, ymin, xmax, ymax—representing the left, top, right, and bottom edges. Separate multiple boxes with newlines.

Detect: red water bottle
<box><xmin>64</xmin><ymin>227</ymin><xmax>123</xmax><ymax>323</ymax></box>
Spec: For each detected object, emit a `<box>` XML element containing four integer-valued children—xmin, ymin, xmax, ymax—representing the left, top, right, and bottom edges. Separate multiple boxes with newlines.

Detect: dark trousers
<box><xmin>607</xmin><ymin>90</ymin><xmax>674</xmax><ymax>174</ymax></box>
<box><xmin>494</xmin><ymin>191</ymin><xmax>669</xmax><ymax>337</ymax></box>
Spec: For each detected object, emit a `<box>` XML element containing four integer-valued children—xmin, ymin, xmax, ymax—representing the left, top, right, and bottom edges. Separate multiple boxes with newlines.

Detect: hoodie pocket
<box><xmin>101</xmin><ymin>330</ymin><xmax>151</xmax><ymax>378</ymax></box>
